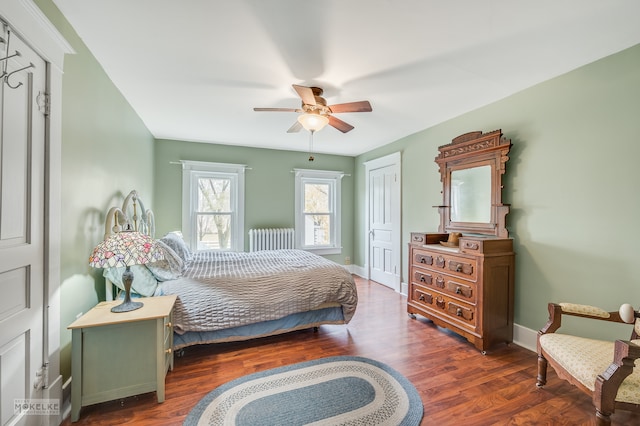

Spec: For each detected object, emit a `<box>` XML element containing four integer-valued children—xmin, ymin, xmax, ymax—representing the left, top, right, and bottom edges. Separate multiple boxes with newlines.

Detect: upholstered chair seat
<box><xmin>537</xmin><ymin>302</ymin><xmax>640</xmax><ymax>425</ymax></box>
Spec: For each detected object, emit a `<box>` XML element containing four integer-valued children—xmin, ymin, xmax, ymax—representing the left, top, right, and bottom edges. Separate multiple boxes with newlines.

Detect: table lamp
<box><xmin>89</xmin><ymin>230</ymin><xmax>164</xmax><ymax>313</ymax></box>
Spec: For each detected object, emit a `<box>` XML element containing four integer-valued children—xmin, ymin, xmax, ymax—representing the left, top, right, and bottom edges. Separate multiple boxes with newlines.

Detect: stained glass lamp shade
<box><xmin>89</xmin><ymin>230</ymin><xmax>164</xmax><ymax>313</ymax></box>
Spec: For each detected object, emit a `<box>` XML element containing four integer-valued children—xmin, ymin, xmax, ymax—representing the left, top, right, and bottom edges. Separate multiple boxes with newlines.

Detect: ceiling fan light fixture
<box><xmin>297</xmin><ymin>113</ymin><xmax>329</xmax><ymax>132</ymax></box>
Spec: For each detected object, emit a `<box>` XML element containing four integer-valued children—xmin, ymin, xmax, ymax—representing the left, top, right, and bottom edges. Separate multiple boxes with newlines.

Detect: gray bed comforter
<box><xmin>155</xmin><ymin>249</ymin><xmax>357</xmax><ymax>334</ymax></box>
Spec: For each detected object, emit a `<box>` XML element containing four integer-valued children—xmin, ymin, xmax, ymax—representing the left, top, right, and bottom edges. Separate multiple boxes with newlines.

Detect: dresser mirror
<box><xmin>435</xmin><ymin>129</ymin><xmax>511</xmax><ymax>238</ymax></box>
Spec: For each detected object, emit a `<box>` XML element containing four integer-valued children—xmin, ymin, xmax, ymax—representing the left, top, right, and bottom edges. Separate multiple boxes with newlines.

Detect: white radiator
<box><xmin>249</xmin><ymin>228</ymin><xmax>295</xmax><ymax>252</ymax></box>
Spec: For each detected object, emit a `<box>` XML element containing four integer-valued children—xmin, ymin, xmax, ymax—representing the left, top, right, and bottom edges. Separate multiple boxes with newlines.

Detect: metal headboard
<box><xmin>103</xmin><ymin>190</ymin><xmax>155</xmax><ymax>240</ymax></box>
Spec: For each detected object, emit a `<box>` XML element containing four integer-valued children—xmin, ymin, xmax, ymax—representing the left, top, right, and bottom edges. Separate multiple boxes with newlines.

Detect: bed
<box><xmin>102</xmin><ymin>190</ymin><xmax>358</xmax><ymax>349</ymax></box>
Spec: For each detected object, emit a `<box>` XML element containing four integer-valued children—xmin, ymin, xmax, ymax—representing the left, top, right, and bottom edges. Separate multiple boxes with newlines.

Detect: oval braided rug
<box><xmin>184</xmin><ymin>355</ymin><xmax>423</xmax><ymax>425</ymax></box>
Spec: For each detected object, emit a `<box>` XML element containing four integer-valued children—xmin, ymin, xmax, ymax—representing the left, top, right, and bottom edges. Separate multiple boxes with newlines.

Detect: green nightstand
<box><xmin>68</xmin><ymin>295</ymin><xmax>177</xmax><ymax>422</ymax></box>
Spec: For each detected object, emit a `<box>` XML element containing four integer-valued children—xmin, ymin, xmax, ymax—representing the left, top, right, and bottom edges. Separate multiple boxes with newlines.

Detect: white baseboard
<box><xmin>45</xmin><ymin>374</ymin><xmax>64</xmax><ymax>425</ymax></box>
<box><xmin>512</xmin><ymin>323</ymin><xmax>537</xmax><ymax>352</ymax></box>
<box><xmin>351</xmin><ymin>264</ymin><xmax>367</xmax><ymax>278</ymax></box>
<box><xmin>60</xmin><ymin>376</ymin><xmax>72</xmax><ymax>423</ymax></box>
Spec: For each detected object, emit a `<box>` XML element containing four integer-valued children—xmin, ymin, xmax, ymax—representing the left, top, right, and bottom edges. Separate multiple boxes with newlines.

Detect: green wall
<box><xmin>35</xmin><ymin>0</ymin><xmax>155</xmax><ymax>380</ymax></box>
<box><xmin>153</xmin><ymin>139</ymin><xmax>355</xmax><ymax>264</ymax></box>
<box><xmin>355</xmin><ymin>43</ymin><xmax>640</xmax><ymax>340</ymax></box>
<box><xmin>32</xmin><ymin>0</ymin><xmax>640</xmax><ymax>383</ymax></box>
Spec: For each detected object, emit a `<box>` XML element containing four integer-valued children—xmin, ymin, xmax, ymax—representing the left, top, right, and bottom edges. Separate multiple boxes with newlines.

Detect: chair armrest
<box><xmin>595</xmin><ymin>340</ymin><xmax>640</xmax><ymax>415</ymax></box>
<box><xmin>539</xmin><ymin>303</ymin><xmax>626</xmax><ymax>335</ymax></box>
<box><xmin>559</xmin><ymin>303</ymin><xmax>612</xmax><ymax>318</ymax></box>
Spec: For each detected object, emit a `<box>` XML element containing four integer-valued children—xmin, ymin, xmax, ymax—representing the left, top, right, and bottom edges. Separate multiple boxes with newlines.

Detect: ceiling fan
<box><xmin>253</xmin><ymin>84</ymin><xmax>372</xmax><ymax>133</ymax></box>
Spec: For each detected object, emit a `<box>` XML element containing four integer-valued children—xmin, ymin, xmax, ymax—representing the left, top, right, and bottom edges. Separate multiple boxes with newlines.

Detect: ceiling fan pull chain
<box><xmin>308</xmin><ymin>130</ymin><xmax>315</xmax><ymax>162</ymax></box>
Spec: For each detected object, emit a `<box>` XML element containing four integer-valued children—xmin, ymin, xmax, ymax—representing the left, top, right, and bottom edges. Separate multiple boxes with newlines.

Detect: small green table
<box><xmin>68</xmin><ymin>295</ymin><xmax>177</xmax><ymax>422</ymax></box>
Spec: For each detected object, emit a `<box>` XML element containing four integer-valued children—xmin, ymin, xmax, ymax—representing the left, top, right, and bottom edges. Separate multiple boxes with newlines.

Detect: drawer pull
<box><xmin>449</xmin><ymin>261</ymin><xmax>473</xmax><ymax>275</ymax></box>
<box><xmin>448</xmin><ymin>303</ymin><xmax>474</xmax><ymax>321</ymax></box>
<box><xmin>435</xmin><ymin>276</ymin><xmax>445</xmax><ymax>288</ymax></box>
<box><xmin>415</xmin><ymin>292</ymin><xmax>432</xmax><ymax>304</ymax></box>
<box><xmin>464</xmin><ymin>242</ymin><xmax>479</xmax><ymax>250</ymax></box>
<box><xmin>166</xmin><ymin>322</ymin><xmax>172</xmax><ymax>328</ymax></box>
<box><xmin>447</xmin><ymin>282</ymin><xmax>472</xmax><ymax>298</ymax></box>
<box><xmin>436</xmin><ymin>297</ymin><xmax>445</xmax><ymax>309</ymax></box>
<box><xmin>165</xmin><ymin>348</ymin><xmax>172</xmax><ymax>354</ymax></box>
<box><xmin>415</xmin><ymin>272</ymin><xmax>432</xmax><ymax>285</ymax></box>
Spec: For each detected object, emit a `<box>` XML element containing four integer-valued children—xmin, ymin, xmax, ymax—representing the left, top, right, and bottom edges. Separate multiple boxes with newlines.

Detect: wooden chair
<box><xmin>537</xmin><ymin>302</ymin><xmax>640</xmax><ymax>425</ymax></box>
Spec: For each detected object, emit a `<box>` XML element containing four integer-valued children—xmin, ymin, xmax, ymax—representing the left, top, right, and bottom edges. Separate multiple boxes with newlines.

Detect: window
<box><xmin>294</xmin><ymin>169</ymin><xmax>342</xmax><ymax>255</ymax></box>
<box><xmin>181</xmin><ymin>161</ymin><xmax>245</xmax><ymax>252</ymax></box>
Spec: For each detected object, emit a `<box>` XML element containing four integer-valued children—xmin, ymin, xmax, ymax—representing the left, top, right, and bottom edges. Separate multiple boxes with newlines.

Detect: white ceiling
<box><xmin>52</xmin><ymin>0</ymin><xmax>640</xmax><ymax>156</ymax></box>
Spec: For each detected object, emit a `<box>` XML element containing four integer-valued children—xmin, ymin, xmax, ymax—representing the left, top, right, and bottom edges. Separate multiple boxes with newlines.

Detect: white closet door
<box><xmin>0</xmin><ymin>25</ymin><xmax>47</xmax><ymax>426</ymax></box>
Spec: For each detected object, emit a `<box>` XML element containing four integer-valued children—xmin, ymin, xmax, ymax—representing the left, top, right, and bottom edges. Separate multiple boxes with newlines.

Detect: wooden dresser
<box><xmin>408</xmin><ymin>233</ymin><xmax>515</xmax><ymax>353</ymax></box>
<box><xmin>409</xmin><ymin>129</ymin><xmax>515</xmax><ymax>352</ymax></box>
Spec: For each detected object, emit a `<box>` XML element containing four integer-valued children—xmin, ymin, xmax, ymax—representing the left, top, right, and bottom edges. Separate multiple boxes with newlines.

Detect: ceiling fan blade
<box><xmin>287</xmin><ymin>121</ymin><xmax>303</xmax><ymax>133</ymax></box>
<box><xmin>253</xmin><ymin>107</ymin><xmax>301</xmax><ymax>112</ymax></box>
<box><xmin>292</xmin><ymin>84</ymin><xmax>316</xmax><ymax>105</ymax></box>
<box><xmin>328</xmin><ymin>115</ymin><xmax>354</xmax><ymax>133</ymax></box>
<box><xmin>328</xmin><ymin>101</ymin><xmax>372</xmax><ymax>113</ymax></box>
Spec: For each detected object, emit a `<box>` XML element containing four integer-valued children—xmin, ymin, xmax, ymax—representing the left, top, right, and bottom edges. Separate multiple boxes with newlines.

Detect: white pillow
<box><xmin>160</xmin><ymin>231</ymin><xmax>192</xmax><ymax>263</ymax></box>
<box><xmin>146</xmin><ymin>240</ymin><xmax>184</xmax><ymax>280</ymax></box>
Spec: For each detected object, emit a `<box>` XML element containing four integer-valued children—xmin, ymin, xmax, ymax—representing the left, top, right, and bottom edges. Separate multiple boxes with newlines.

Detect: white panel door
<box><xmin>367</xmin><ymin>155</ymin><xmax>400</xmax><ymax>290</ymax></box>
<box><xmin>0</xmin><ymin>25</ymin><xmax>47</xmax><ymax>426</ymax></box>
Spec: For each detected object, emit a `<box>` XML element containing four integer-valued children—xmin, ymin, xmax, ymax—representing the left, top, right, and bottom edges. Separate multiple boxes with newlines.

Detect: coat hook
<box><xmin>4</xmin><ymin>62</ymin><xmax>34</xmax><ymax>89</ymax></box>
<box><xmin>0</xmin><ymin>51</ymin><xmax>20</xmax><ymax>64</ymax></box>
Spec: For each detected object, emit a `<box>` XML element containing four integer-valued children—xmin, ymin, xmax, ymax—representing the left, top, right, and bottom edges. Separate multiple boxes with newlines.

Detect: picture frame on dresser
<box><xmin>407</xmin><ymin>130</ymin><xmax>515</xmax><ymax>354</ymax></box>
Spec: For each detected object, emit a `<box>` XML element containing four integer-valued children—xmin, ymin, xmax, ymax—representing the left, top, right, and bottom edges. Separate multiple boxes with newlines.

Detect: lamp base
<box><xmin>111</xmin><ymin>300</ymin><xmax>144</xmax><ymax>313</ymax></box>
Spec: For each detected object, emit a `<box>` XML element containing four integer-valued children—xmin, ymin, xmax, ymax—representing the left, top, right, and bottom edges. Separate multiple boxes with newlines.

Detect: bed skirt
<box><xmin>173</xmin><ymin>306</ymin><xmax>345</xmax><ymax>349</ymax></box>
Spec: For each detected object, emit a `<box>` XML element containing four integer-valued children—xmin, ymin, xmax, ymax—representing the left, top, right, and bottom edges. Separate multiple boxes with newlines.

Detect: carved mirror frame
<box><xmin>435</xmin><ymin>129</ymin><xmax>511</xmax><ymax>238</ymax></box>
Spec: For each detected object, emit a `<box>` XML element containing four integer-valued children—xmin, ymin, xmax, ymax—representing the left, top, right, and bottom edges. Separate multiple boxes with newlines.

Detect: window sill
<box><xmin>301</xmin><ymin>246</ymin><xmax>342</xmax><ymax>255</ymax></box>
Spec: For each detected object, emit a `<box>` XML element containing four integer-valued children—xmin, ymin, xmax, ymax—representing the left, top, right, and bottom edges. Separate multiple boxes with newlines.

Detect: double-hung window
<box><xmin>181</xmin><ymin>161</ymin><xmax>245</xmax><ymax>252</ymax></box>
<box><xmin>294</xmin><ymin>169</ymin><xmax>342</xmax><ymax>255</ymax></box>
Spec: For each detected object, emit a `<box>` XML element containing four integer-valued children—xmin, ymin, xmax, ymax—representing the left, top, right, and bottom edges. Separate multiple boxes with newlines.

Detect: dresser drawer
<box><xmin>412</xmin><ymin>266</ymin><xmax>476</xmax><ymax>303</ymax></box>
<box><xmin>432</xmin><ymin>294</ymin><xmax>476</xmax><ymax>328</ymax></box>
<box><xmin>459</xmin><ymin>237</ymin><xmax>513</xmax><ymax>254</ymax></box>
<box><xmin>413</xmin><ymin>268</ymin><xmax>434</xmax><ymax>286</ymax></box>
<box><xmin>430</xmin><ymin>253</ymin><xmax>477</xmax><ymax>281</ymax></box>
<box><xmin>410</xmin><ymin>232</ymin><xmax>448</xmax><ymax>245</ymax></box>
<box><xmin>410</xmin><ymin>285</ymin><xmax>434</xmax><ymax>309</ymax></box>
<box><xmin>413</xmin><ymin>247</ymin><xmax>477</xmax><ymax>276</ymax></box>
<box><xmin>445</xmin><ymin>299</ymin><xmax>475</xmax><ymax>324</ymax></box>
<box><xmin>410</xmin><ymin>287</ymin><xmax>476</xmax><ymax>329</ymax></box>
<box><xmin>412</xmin><ymin>251</ymin><xmax>434</xmax><ymax>267</ymax></box>
<box><xmin>445</xmin><ymin>279</ymin><xmax>474</xmax><ymax>301</ymax></box>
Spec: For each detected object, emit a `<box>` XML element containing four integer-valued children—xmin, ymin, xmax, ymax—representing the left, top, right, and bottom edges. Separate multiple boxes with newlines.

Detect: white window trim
<box><xmin>181</xmin><ymin>160</ymin><xmax>246</xmax><ymax>252</ymax></box>
<box><xmin>294</xmin><ymin>168</ymin><xmax>343</xmax><ymax>255</ymax></box>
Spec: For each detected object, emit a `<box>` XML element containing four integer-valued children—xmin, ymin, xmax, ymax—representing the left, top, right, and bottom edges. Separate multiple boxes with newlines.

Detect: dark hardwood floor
<box><xmin>63</xmin><ymin>277</ymin><xmax>640</xmax><ymax>425</ymax></box>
